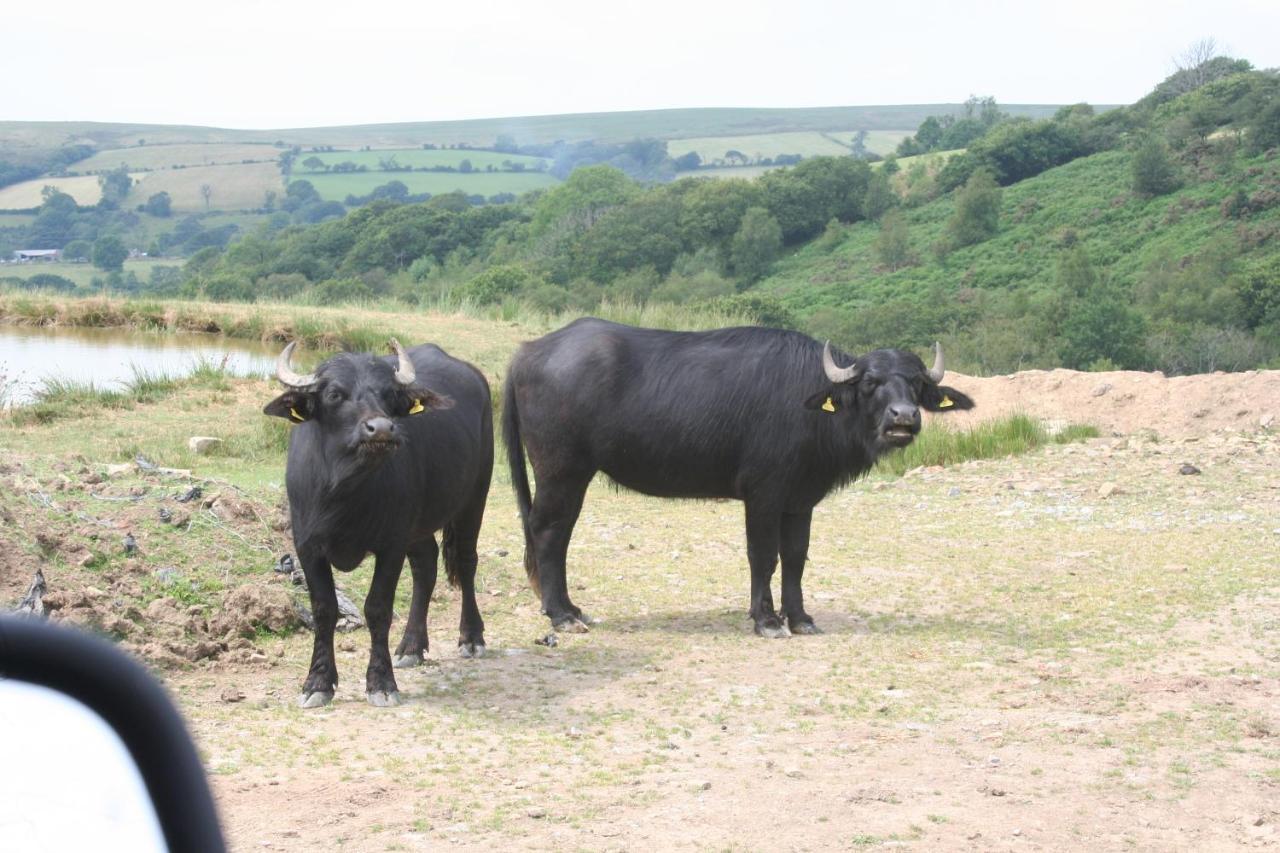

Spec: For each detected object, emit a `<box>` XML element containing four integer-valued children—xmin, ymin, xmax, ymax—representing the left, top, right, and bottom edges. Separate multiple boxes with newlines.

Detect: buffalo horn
<box><xmin>927</xmin><ymin>341</ymin><xmax>945</xmax><ymax>383</ymax></box>
<box><xmin>275</xmin><ymin>341</ymin><xmax>316</xmax><ymax>388</ymax></box>
<box><xmin>389</xmin><ymin>338</ymin><xmax>416</xmax><ymax>385</ymax></box>
<box><xmin>822</xmin><ymin>341</ymin><xmax>858</xmax><ymax>384</ymax></box>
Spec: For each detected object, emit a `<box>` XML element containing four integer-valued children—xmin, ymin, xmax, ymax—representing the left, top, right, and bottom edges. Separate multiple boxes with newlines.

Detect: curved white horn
<box><xmin>927</xmin><ymin>341</ymin><xmax>945</xmax><ymax>383</ymax></box>
<box><xmin>389</xmin><ymin>338</ymin><xmax>416</xmax><ymax>385</ymax></box>
<box><xmin>275</xmin><ymin>341</ymin><xmax>316</xmax><ymax>387</ymax></box>
<box><xmin>822</xmin><ymin>341</ymin><xmax>858</xmax><ymax>384</ymax></box>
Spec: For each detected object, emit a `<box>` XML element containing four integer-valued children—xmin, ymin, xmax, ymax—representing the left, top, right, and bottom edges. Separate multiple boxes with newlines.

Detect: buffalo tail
<box><xmin>502</xmin><ymin>374</ymin><xmax>539</xmax><ymax>595</ymax></box>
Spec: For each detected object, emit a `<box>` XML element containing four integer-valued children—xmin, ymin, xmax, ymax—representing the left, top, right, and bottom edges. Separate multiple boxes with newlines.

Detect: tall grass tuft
<box><xmin>875</xmin><ymin>413</ymin><xmax>1099</xmax><ymax>477</ymax></box>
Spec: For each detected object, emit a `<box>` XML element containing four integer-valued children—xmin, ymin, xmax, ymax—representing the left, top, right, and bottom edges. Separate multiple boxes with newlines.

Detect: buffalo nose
<box><xmin>362</xmin><ymin>417</ymin><xmax>395</xmax><ymax>439</ymax></box>
<box><xmin>888</xmin><ymin>404</ymin><xmax>917</xmax><ymax>422</ymax></box>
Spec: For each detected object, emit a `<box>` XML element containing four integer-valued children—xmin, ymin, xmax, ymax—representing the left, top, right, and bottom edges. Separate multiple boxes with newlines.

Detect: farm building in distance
<box><xmin>11</xmin><ymin>250</ymin><xmax>60</xmax><ymax>262</ymax></box>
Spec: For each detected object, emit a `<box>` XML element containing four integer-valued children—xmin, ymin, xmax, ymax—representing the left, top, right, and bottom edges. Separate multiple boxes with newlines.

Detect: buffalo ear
<box><xmin>405</xmin><ymin>385</ymin><xmax>454</xmax><ymax>415</ymax></box>
<box><xmin>922</xmin><ymin>385</ymin><xmax>975</xmax><ymax>413</ymax></box>
<box><xmin>264</xmin><ymin>390</ymin><xmax>314</xmax><ymax>422</ymax></box>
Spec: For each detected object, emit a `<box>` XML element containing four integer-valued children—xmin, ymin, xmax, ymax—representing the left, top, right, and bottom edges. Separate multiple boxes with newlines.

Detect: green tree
<box><xmin>530</xmin><ymin>165</ymin><xmax>638</xmax><ymax>238</ymax></box>
<box><xmin>1131</xmin><ymin>136</ymin><xmax>1180</xmax><ymax>196</ymax></box>
<box><xmin>946</xmin><ymin>169</ymin><xmax>1001</xmax><ymax>248</ymax></box>
<box><xmin>97</xmin><ymin>166</ymin><xmax>132</xmax><ymax>208</ymax></box>
<box><xmin>862</xmin><ymin>169</ymin><xmax>897</xmax><ymax>220</ymax></box>
<box><xmin>301</xmin><ymin>156</ymin><xmax>326</xmax><ymax>171</ymax></box>
<box><xmin>142</xmin><ymin>191</ymin><xmax>172</xmax><ymax>217</ymax></box>
<box><xmin>875</xmin><ymin>210</ymin><xmax>913</xmax><ymax>270</ymax></box>
<box><xmin>1056</xmin><ymin>249</ymin><xmax>1147</xmax><ymax>369</ymax></box>
<box><xmin>729</xmin><ymin>206</ymin><xmax>782</xmax><ymax>286</ymax></box>
<box><xmin>91</xmin><ymin>235</ymin><xmax>129</xmax><ymax>272</ymax></box>
<box><xmin>61</xmin><ymin>239</ymin><xmax>92</xmax><ymax>261</ymax></box>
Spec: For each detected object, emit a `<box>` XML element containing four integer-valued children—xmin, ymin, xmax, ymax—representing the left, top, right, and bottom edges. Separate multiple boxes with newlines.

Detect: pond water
<box><xmin>0</xmin><ymin>325</ymin><xmax>278</xmax><ymax>406</ymax></box>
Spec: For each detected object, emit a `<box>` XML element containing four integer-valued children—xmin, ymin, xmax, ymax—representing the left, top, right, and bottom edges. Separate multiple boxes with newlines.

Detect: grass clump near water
<box><xmin>8</xmin><ymin>358</ymin><xmax>239</xmax><ymax>426</ymax></box>
<box><xmin>876</xmin><ymin>413</ymin><xmax>1098</xmax><ymax>477</ymax></box>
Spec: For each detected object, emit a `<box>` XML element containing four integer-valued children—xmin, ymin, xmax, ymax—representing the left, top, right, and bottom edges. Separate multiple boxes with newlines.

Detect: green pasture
<box><xmin>302</xmin><ymin>170</ymin><xmax>558</xmax><ymax>200</ymax></box>
<box><xmin>293</xmin><ymin>148</ymin><xmax>548</xmax><ymax>172</ymax></box>
<box><xmin>0</xmin><ymin>258</ymin><xmax>176</xmax><ymax>289</ymax></box>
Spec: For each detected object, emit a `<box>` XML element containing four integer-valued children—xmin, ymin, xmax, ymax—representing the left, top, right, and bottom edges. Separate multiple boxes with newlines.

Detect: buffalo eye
<box><xmin>324</xmin><ymin>387</ymin><xmax>345</xmax><ymax>405</ymax></box>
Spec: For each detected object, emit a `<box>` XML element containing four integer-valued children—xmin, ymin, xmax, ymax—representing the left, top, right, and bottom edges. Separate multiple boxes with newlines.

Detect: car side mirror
<box><xmin>0</xmin><ymin>617</ymin><xmax>226</xmax><ymax>852</ymax></box>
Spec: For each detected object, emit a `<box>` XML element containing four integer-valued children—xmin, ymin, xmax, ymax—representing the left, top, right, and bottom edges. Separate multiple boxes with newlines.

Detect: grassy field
<box><xmin>302</xmin><ymin>170</ymin><xmax>558</xmax><ymax>201</ymax></box>
<box><xmin>0</xmin><ymin>258</ymin><xmax>173</xmax><ymax>288</ymax></box>
<box><xmin>125</xmin><ymin>163</ymin><xmax>283</xmax><ymax>213</ymax></box>
<box><xmin>74</xmin><ymin>143</ymin><xmax>281</xmax><ymax>173</ymax></box>
<box><xmin>0</xmin><ymin>174</ymin><xmax>117</xmax><ymax>209</ymax></box>
<box><xmin>668</xmin><ymin>129</ymin><xmax>910</xmax><ymax>163</ymax></box>
<box><xmin>0</xmin><ymin>298</ymin><xmax>1274</xmax><ymax>850</ymax></box>
<box><xmin>292</xmin><ymin>148</ymin><xmax>547</xmax><ymax>172</ymax></box>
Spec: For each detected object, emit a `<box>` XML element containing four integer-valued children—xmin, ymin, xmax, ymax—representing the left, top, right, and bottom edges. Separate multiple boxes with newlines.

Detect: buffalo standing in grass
<box><xmin>502</xmin><ymin>319</ymin><xmax>974</xmax><ymax>638</ymax></box>
<box><xmin>265</xmin><ymin>340</ymin><xmax>492</xmax><ymax>707</ymax></box>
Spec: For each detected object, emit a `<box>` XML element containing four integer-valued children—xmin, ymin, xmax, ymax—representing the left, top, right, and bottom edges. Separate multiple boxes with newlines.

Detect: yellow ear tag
<box><xmin>939</xmin><ymin>395</ymin><xmax>955</xmax><ymax>409</ymax></box>
<box><xmin>821</xmin><ymin>396</ymin><xmax>836</xmax><ymax>413</ymax></box>
<box><xmin>289</xmin><ymin>407</ymin><xmax>306</xmax><ymax>422</ymax></box>
<box><xmin>408</xmin><ymin>399</ymin><xmax>425</xmax><ymax>415</ymax></box>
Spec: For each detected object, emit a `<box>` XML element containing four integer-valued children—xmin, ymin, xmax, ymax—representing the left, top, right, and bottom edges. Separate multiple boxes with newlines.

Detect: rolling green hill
<box><xmin>0</xmin><ymin>104</ymin><xmax>1067</xmax><ymax>152</ymax></box>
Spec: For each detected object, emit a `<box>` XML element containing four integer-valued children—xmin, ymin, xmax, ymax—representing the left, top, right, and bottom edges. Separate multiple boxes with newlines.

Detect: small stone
<box><xmin>526</xmin><ymin>807</ymin><xmax>546</xmax><ymax>819</ymax></box>
<box><xmin>1091</xmin><ymin>383</ymin><xmax>1112</xmax><ymax>397</ymax></box>
<box><xmin>1260</xmin><ymin>413</ymin><xmax>1275</xmax><ymax>429</ymax></box>
<box><xmin>1097</xmin><ymin>482</ymin><xmax>1118</xmax><ymax>498</ymax></box>
<box><xmin>1178</xmin><ymin>463</ymin><xmax>1201</xmax><ymax>475</ymax></box>
<box><xmin>691</xmin><ymin>780</ymin><xmax>711</xmax><ymax>792</ymax></box>
<box><xmin>105</xmin><ymin>463</ymin><xmax>134</xmax><ymax>477</ymax></box>
<box><xmin>188</xmin><ymin>436</ymin><xmax>222</xmax><ymax>455</ymax></box>
<box><xmin>784</xmin><ymin>767</ymin><xmax>803</xmax><ymax>779</ymax></box>
<box><xmin>220</xmin><ymin>689</ymin><xmax>246</xmax><ymax>703</ymax></box>
<box><xmin>535</xmin><ymin>633</ymin><xmax>558</xmax><ymax>647</ymax></box>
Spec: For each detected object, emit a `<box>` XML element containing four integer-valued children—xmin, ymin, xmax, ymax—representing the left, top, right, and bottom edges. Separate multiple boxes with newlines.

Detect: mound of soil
<box><xmin>941</xmin><ymin>367</ymin><xmax>1280</xmax><ymax>439</ymax></box>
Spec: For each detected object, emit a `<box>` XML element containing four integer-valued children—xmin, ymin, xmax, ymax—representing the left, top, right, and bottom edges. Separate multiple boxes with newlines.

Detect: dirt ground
<box><xmin>4</xmin><ymin>365</ymin><xmax>1280</xmax><ymax>851</ymax></box>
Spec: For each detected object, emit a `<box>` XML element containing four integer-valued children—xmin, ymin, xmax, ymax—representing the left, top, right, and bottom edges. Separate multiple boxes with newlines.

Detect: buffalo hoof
<box><xmin>393</xmin><ymin>654</ymin><xmax>424</xmax><ymax>668</ymax></box>
<box><xmin>299</xmin><ymin>691</ymin><xmax>334</xmax><ymax>709</ymax></box>
<box><xmin>458</xmin><ymin>642</ymin><xmax>486</xmax><ymax>659</ymax></box>
<box><xmin>754</xmin><ymin>619</ymin><xmax>791</xmax><ymax>639</ymax></box>
<box><xmin>788</xmin><ymin>619</ymin><xmax>823</xmax><ymax>636</ymax></box>
<box><xmin>367</xmin><ymin>690</ymin><xmax>401</xmax><ymax>708</ymax></box>
<box><xmin>553</xmin><ymin>617</ymin><xmax>591</xmax><ymax>634</ymax></box>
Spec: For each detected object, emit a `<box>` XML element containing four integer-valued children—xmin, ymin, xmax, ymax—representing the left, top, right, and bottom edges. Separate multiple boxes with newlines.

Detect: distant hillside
<box><xmin>0</xmin><ymin>104</ymin><xmax>1070</xmax><ymax>153</ymax></box>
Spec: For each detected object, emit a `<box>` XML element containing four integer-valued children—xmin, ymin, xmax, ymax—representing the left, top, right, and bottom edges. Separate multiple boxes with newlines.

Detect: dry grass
<box><xmin>75</xmin><ymin>143</ymin><xmax>281</xmax><ymax>173</ymax></box>
<box><xmin>126</xmin><ymin>162</ymin><xmax>283</xmax><ymax>213</ymax></box>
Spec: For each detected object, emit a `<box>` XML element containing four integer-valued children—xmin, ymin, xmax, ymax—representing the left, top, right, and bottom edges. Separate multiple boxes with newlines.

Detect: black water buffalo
<box><xmin>502</xmin><ymin>319</ymin><xmax>974</xmax><ymax>637</ymax></box>
<box><xmin>264</xmin><ymin>339</ymin><xmax>492</xmax><ymax>707</ymax></box>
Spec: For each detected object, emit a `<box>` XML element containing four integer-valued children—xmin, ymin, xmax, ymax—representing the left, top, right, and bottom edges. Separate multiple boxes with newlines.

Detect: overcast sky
<box><xmin>6</xmin><ymin>0</ymin><xmax>1278</xmax><ymax>129</ymax></box>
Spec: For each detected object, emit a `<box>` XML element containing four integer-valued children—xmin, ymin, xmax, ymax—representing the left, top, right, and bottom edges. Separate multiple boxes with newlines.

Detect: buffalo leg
<box><xmin>394</xmin><ymin>538</ymin><xmax>439</xmax><ymax>667</ymax></box>
<box><xmin>780</xmin><ymin>509</ymin><xmax>820</xmax><ymax>634</ymax></box>
<box><xmin>446</xmin><ymin>498</ymin><xmax>487</xmax><ymax>657</ymax></box>
<box><xmin>529</xmin><ymin>472</ymin><xmax>592</xmax><ymax>631</ymax></box>
<box><xmin>299</xmin><ymin>551</ymin><xmax>339</xmax><ymax>708</ymax></box>
<box><xmin>364</xmin><ymin>550</ymin><xmax>405</xmax><ymax>707</ymax></box>
<box><xmin>745</xmin><ymin>502</ymin><xmax>787</xmax><ymax>638</ymax></box>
